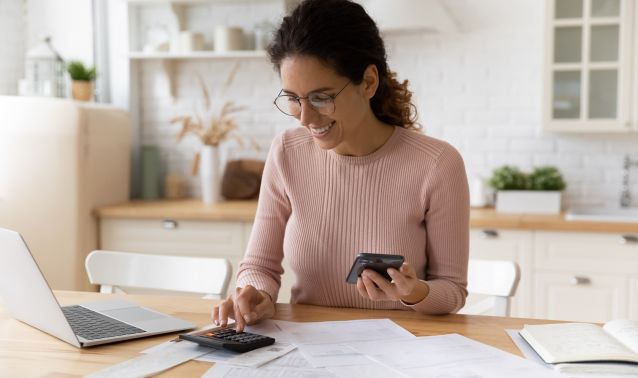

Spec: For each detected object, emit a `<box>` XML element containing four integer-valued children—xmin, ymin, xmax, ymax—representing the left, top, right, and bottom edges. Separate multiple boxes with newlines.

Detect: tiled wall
<box><xmin>135</xmin><ymin>0</ymin><xmax>638</xmax><ymax>207</ymax></box>
<box><xmin>0</xmin><ymin>0</ymin><xmax>25</xmax><ymax>95</ymax></box>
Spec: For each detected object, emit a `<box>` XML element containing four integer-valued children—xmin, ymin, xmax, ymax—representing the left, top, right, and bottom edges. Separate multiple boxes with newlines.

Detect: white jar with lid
<box><xmin>214</xmin><ymin>26</ymin><xmax>244</xmax><ymax>52</ymax></box>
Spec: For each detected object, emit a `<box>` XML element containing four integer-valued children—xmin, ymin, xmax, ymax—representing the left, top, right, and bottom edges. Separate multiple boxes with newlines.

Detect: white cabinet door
<box><xmin>469</xmin><ymin>229</ymin><xmax>533</xmax><ymax>317</ymax></box>
<box><xmin>533</xmin><ymin>230</ymin><xmax>638</xmax><ymax>322</ymax></box>
<box><xmin>543</xmin><ymin>0</ymin><xmax>635</xmax><ymax>132</ymax></box>
<box><xmin>534</xmin><ymin>270</ymin><xmax>628</xmax><ymax>322</ymax></box>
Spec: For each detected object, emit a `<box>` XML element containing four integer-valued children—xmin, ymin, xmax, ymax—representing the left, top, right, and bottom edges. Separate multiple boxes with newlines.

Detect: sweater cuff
<box><xmin>400</xmin><ymin>279</ymin><xmax>465</xmax><ymax>314</ymax></box>
<box><xmin>236</xmin><ymin>271</ymin><xmax>281</xmax><ymax>303</ymax></box>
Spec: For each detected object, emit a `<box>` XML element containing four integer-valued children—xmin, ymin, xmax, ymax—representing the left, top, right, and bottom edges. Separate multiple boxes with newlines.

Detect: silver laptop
<box><xmin>0</xmin><ymin>228</ymin><xmax>195</xmax><ymax>347</ymax></box>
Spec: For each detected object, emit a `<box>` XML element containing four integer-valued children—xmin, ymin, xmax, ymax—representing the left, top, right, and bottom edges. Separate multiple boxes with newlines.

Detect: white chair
<box><xmin>458</xmin><ymin>259</ymin><xmax>520</xmax><ymax>317</ymax></box>
<box><xmin>85</xmin><ymin>250</ymin><xmax>232</xmax><ymax>299</ymax></box>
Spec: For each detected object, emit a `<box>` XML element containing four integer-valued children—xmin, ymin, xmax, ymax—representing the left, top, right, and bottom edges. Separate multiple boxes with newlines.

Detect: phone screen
<box><xmin>346</xmin><ymin>253</ymin><xmax>405</xmax><ymax>284</ymax></box>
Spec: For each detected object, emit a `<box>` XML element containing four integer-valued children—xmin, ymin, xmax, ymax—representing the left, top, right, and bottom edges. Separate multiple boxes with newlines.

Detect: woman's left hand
<box><xmin>356</xmin><ymin>262</ymin><xmax>429</xmax><ymax>304</ymax></box>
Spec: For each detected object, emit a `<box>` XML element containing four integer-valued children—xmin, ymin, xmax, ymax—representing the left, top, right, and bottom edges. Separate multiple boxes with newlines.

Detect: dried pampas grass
<box><xmin>171</xmin><ymin>63</ymin><xmax>258</xmax><ymax>148</ymax></box>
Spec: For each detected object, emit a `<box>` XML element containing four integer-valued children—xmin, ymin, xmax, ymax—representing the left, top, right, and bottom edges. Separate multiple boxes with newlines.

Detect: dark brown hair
<box><xmin>267</xmin><ymin>0</ymin><xmax>419</xmax><ymax>130</ymax></box>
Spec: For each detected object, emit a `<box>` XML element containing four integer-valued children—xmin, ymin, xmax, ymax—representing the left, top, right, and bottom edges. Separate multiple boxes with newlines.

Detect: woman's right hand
<box><xmin>212</xmin><ymin>285</ymin><xmax>275</xmax><ymax>332</ymax></box>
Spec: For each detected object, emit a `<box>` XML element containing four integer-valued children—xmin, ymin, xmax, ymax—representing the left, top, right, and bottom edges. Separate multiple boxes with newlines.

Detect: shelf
<box><xmin>128</xmin><ymin>50</ymin><xmax>268</xmax><ymax>60</ymax></box>
<box><xmin>129</xmin><ymin>50</ymin><xmax>269</xmax><ymax>98</ymax></box>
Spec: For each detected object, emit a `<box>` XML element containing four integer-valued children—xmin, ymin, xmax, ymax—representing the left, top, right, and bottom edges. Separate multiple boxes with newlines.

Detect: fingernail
<box><xmin>214</xmin><ymin>320</ymin><xmax>219</xmax><ymax>326</ymax></box>
<box><xmin>244</xmin><ymin>314</ymin><xmax>253</xmax><ymax>323</ymax></box>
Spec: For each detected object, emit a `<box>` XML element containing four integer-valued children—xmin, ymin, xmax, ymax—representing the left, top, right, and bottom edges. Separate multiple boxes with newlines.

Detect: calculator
<box><xmin>179</xmin><ymin>326</ymin><xmax>275</xmax><ymax>353</ymax></box>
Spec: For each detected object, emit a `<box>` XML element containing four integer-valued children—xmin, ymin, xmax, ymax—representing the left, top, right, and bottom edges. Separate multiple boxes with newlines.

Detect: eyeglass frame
<box><xmin>273</xmin><ymin>80</ymin><xmax>351</xmax><ymax>117</ymax></box>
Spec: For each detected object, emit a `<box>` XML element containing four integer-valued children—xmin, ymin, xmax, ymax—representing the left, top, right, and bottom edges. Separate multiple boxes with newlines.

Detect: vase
<box><xmin>71</xmin><ymin>80</ymin><xmax>93</xmax><ymax>101</ymax></box>
<box><xmin>200</xmin><ymin>145</ymin><xmax>222</xmax><ymax>204</ymax></box>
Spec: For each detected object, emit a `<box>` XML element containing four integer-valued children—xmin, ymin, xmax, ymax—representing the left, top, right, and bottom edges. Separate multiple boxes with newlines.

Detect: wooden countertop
<box><xmin>95</xmin><ymin>199</ymin><xmax>638</xmax><ymax>233</ymax></box>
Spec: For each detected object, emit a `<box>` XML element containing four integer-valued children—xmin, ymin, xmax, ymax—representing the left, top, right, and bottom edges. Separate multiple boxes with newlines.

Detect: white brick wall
<box><xmin>0</xmin><ymin>0</ymin><xmax>25</xmax><ymax>95</ymax></box>
<box><xmin>136</xmin><ymin>0</ymin><xmax>638</xmax><ymax>207</ymax></box>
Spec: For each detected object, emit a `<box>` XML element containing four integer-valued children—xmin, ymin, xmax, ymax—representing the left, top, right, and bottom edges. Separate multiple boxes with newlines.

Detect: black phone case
<box><xmin>346</xmin><ymin>253</ymin><xmax>405</xmax><ymax>284</ymax></box>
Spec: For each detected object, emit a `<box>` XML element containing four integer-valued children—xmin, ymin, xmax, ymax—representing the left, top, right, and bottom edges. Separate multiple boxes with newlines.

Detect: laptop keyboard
<box><xmin>61</xmin><ymin>305</ymin><xmax>145</xmax><ymax>340</ymax></box>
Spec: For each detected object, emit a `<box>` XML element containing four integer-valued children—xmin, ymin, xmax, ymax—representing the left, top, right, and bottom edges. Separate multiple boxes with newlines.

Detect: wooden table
<box><xmin>0</xmin><ymin>291</ymin><xmax>556</xmax><ymax>377</ymax></box>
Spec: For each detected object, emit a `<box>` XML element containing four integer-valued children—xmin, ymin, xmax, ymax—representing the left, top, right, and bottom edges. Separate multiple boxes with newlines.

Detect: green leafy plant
<box><xmin>488</xmin><ymin>165</ymin><xmax>527</xmax><ymax>190</ymax></box>
<box><xmin>527</xmin><ymin>166</ymin><xmax>566</xmax><ymax>191</ymax></box>
<box><xmin>66</xmin><ymin>61</ymin><xmax>96</xmax><ymax>82</ymax></box>
<box><xmin>488</xmin><ymin>165</ymin><xmax>566</xmax><ymax>191</ymax></box>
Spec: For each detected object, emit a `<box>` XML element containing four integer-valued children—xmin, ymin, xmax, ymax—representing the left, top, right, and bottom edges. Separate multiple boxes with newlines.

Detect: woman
<box><xmin>214</xmin><ymin>0</ymin><xmax>469</xmax><ymax>331</ymax></box>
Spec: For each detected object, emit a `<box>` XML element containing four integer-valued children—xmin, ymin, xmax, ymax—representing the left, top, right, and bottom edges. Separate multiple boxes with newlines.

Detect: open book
<box><xmin>519</xmin><ymin>319</ymin><xmax>638</xmax><ymax>364</ymax></box>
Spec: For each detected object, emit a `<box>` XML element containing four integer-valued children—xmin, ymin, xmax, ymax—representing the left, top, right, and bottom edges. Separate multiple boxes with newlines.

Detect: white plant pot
<box><xmin>200</xmin><ymin>145</ymin><xmax>222</xmax><ymax>204</ymax></box>
<box><xmin>495</xmin><ymin>190</ymin><xmax>562</xmax><ymax>214</ymax></box>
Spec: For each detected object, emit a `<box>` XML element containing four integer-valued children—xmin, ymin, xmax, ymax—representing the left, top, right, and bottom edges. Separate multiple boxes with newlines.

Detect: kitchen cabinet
<box><xmin>469</xmin><ymin>229</ymin><xmax>533</xmax><ymax>317</ymax></box>
<box><xmin>533</xmin><ymin>231</ymin><xmax>638</xmax><ymax>321</ymax></box>
<box><xmin>543</xmin><ymin>0</ymin><xmax>638</xmax><ymax>132</ymax></box>
<box><xmin>471</xmin><ymin>227</ymin><xmax>638</xmax><ymax>322</ymax></box>
<box><xmin>99</xmin><ymin>217</ymin><xmax>295</xmax><ymax>303</ymax></box>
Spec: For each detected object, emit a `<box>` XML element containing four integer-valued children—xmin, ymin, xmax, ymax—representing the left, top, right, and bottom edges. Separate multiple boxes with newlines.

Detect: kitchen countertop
<box><xmin>95</xmin><ymin>199</ymin><xmax>638</xmax><ymax>233</ymax></box>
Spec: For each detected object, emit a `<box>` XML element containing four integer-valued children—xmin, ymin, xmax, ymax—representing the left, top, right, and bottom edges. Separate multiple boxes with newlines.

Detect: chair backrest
<box><xmin>85</xmin><ymin>250</ymin><xmax>232</xmax><ymax>299</ymax></box>
<box><xmin>459</xmin><ymin>259</ymin><xmax>520</xmax><ymax>317</ymax></box>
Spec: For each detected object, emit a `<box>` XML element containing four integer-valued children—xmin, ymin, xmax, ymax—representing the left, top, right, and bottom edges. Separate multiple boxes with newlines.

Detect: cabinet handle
<box><xmin>480</xmin><ymin>229</ymin><xmax>499</xmax><ymax>239</ymax></box>
<box><xmin>162</xmin><ymin>219</ymin><xmax>179</xmax><ymax>230</ymax></box>
<box><xmin>570</xmin><ymin>276</ymin><xmax>591</xmax><ymax>285</ymax></box>
<box><xmin>620</xmin><ymin>235</ymin><xmax>638</xmax><ymax>244</ymax></box>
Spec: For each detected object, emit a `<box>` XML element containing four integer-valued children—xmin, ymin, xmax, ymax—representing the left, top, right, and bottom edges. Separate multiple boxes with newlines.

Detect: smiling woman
<box><xmin>213</xmin><ymin>0</ymin><xmax>470</xmax><ymax>331</ymax></box>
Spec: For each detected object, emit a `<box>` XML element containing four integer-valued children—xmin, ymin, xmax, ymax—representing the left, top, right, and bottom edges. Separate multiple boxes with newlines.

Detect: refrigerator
<box><xmin>0</xmin><ymin>96</ymin><xmax>130</xmax><ymax>291</ymax></box>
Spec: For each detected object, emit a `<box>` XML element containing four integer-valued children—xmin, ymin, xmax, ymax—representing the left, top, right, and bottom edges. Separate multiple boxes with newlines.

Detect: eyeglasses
<box><xmin>273</xmin><ymin>81</ymin><xmax>351</xmax><ymax>117</ymax></box>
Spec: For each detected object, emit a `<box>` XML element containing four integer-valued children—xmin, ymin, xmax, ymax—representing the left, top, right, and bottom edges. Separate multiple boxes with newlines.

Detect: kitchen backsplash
<box><xmin>137</xmin><ymin>0</ymin><xmax>638</xmax><ymax>208</ymax></box>
<box><xmin>0</xmin><ymin>0</ymin><xmax>25</xmax><ymax>96</ymax></box>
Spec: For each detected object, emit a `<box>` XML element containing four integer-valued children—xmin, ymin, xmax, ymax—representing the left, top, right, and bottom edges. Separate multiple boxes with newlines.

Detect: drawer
<box><xmin>533</xmin><ymin>270</ymin><xmax>629</xmax><ymax>322</ymax></box>
<box><xmin>100</xmin><ymin>218</ymin><xmax>247</xmax><ymax>258</ymax></box>
<box><xmin>534</xmin><ymin>231</ymin><xmax>638</xmax><ymax>274</ymax></box>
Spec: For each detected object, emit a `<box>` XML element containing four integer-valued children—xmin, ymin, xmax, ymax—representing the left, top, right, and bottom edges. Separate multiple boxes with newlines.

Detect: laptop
<box><xmin>0</xmin><ymin>227</ymin><xmax>195</xmax><ymax>347</ymax></box>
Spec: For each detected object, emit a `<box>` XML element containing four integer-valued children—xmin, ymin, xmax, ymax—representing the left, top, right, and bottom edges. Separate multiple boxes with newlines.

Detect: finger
<box><xmin>356</xmin><ymin>277</ymin><xmax>369</xmax><ymax>298</ymax></box>
<box><xmin>387</xmin><ymin>267</ymin><xmax>409</xmax><ymax>287</ymax></box>
<box><xmin>365</xmin><ymin>270</ymin><xmax>396</xmax><ymax>298</ymax></box>
<box><xmin>236</xmin><ymin>288</ymin><xmax>259</xmax><ymax>324</ymax></box>
<box><xmin>212</xmin><ymin>305</ymin><xmax>219</xmax><ymax>325</ymax></box>
<box><xmin>362</xmin><ymin>274</ymin><xmax>384</xmax><ymax>300</ymax></box>
<box><xmin>233</xmin><ymin>287</ymin><xmax>248</xmax><ymax>332</ymax></box>
<box><xmin>217</xmin><ymin>299</ymin><xmax>234</xmax><ymax>327</ymax></box>
<box><xmin>233</xmin><ymin>300</ymin><xmax>246</xmax><ymax>332</ymax></box>
<box><xmin>399</xmin><ymin>262</ymin><xmax>416</xmax><ymax>278</ymax></box>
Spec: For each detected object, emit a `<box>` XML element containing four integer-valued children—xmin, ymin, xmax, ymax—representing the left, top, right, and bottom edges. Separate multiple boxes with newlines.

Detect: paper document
<box><xmin>203</xmin><ymin>350</ymin><xmax>335</xmax><ymax>378</ymax></box>
<box><xmin>86</xmin><ymin>340</ymin><xmax>211</xmax><ymax>378</ymax></box>
<box><xmin>271</xmin><ymin>318</ymin><xmax>414</xmax><ymax>368</ymax></box>
<box><xmin>225</xmin><ymin>342</ymin><xmax>296</xmax><ymax>368</ymax></box>
<box><xmin>348</xmin><ymin>333</ymin><xmax>563</xmax><ymax>378</ymax></box>
<box><xmin>274</xmin><ymin>318</ymin><xmax>415</xmax><ymax>345</ymax></box>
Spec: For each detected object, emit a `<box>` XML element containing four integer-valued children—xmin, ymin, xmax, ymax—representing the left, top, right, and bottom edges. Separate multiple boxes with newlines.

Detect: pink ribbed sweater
<box><xmin>236</xmin><ymin>126</ymin><xmax>470</xmax><ymax>314</ymax></box>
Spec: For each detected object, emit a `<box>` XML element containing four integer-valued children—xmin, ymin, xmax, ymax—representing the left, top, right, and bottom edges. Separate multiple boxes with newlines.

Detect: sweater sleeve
<box><xmin>235</xmin><ymin>133</ymin><xmax>291</xmax><ymax>302</ymax></box>
<box><xmin>405</xmin><ymin>144</ymin><xmax>470</xmax><ymax>314</ymax></box>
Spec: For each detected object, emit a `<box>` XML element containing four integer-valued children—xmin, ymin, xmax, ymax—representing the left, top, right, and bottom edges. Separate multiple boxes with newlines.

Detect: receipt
<box><xmin>86</xmin><ymin>340</ymin><xmax>212</xmax><ymax>378</ymax></box>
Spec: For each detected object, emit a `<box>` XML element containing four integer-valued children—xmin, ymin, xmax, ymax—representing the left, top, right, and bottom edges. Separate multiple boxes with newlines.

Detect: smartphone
<box><xmin>346</xmin><ymin>253</ymin><xmax>405</xmax><ymax>284</ymax></box>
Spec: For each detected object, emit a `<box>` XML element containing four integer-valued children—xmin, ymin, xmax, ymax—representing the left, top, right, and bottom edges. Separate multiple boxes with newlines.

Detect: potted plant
<box><xmin>489</xmin><ymin>165</ymin><xmax>566</xmax><ymax>214</ymax></box>
<box><xmin>66</xmin><ymin>60</ymin><xmax>96</xmax><ymax>101</ymax></box>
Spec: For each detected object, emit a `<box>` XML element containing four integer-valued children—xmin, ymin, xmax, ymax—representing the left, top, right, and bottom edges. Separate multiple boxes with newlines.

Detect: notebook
<box><xmin>519</xmin><ymin>319</ymin><xmax>638</xmax><ymax>364</ymax></box>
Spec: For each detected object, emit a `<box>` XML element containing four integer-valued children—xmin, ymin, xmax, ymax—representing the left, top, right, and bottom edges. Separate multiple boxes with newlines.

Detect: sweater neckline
<box><xmin>327</xmin><ymin>126</ymin><xmax>402</xmax><ymax>165</ymax></box>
